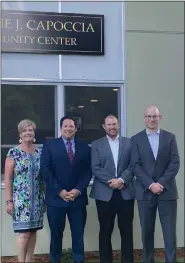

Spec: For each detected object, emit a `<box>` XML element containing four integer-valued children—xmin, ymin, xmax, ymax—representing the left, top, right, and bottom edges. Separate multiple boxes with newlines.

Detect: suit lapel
<box><xmin>103</xmin><ymin>137</ymin><xmax>115</xmax><ymax>166</ymax></box>
<box><xmin>104</xmin><ymin>136</ymin><xmax>124</xmax><ymax>167</ymax></box>
<box><xmin>141</xmin><ymin>130</ymin><xmax>155</xmax><ymax>161</ymax></box>
<box><xmin>59</xmin><ymin>137</ymin><xmax>75</xmax><ymax>165</ymax></box>
<box><xmin>72</xmin><ymin>139</ymin><xmax>79</xmax><ymax>165</ymax></box>
<box><xmin>156</xmin><ymin>129</ymin><xmax>164</xmax><ymax>161</ymax></box>
<box><xmin>118</xmin><ymin>137</ymin><xmax>126</xmax><ymax>164</ymax></box>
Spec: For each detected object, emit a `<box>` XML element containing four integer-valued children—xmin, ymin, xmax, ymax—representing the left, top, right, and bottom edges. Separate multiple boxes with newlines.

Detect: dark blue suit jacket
<box><xmin>40</xmin><ymin>137</ymin><xmax>92</xmax><ymax>207</ymax></box>
<box><xmin>131</xmin><ymin>129</ymin><xmax>180</xmax><ymax>200</ymax></box>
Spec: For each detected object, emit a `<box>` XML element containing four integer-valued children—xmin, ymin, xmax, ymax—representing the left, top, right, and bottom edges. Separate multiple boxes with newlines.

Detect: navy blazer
<box><xmin>40</xmin><ymin>137</ymin><xmax>92</xmax><ymax>207</ymax></box>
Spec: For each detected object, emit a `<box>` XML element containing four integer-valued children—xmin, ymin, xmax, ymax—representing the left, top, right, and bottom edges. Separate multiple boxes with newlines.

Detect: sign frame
<box><xmin>1</xmin><ymin>9</ymin><xmax>104</xmax><ymax>55</ymax></box>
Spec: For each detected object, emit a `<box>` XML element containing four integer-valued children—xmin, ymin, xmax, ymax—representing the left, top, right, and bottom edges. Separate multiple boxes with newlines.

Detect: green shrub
<box><xmin>61</xmin><ymin>248</ymin><xmax>73</xmax><ymax>262</ymax></box>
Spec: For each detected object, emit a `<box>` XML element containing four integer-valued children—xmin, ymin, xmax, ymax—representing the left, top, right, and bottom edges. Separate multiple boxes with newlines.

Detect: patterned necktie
<box><xmin>66</xmin><ymin>141</ymin><xmax>74</xmax><ymax>163</ymax></box>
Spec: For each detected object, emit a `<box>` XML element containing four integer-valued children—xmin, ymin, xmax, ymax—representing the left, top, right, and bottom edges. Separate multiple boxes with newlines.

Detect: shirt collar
<box><xmin>62</xmin><ymin>136</ymin><xmax>75</xmax><ymax>145</ymax></box>
<box><xmin>106</xmin><ymin>134</ymin><xmax>119</xmax><ymax>141</ymax></box>
<box><xmin>146</xmin><ymin>129</ymin><xmax>160</xmax><ymax>136</ymax></box>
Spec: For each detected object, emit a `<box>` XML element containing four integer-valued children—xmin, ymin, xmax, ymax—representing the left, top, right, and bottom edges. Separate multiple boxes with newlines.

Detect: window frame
<box><xmin>1</xmin><ymin>80</ymin><xmax>126</xmax><ymax>188</ymax></box>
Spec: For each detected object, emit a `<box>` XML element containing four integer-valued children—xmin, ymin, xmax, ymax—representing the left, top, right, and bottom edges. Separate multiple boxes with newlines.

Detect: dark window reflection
<box><xmin>1</xmin><ymin>147</ymin><xmax>11</xmax><ymax>180</ymax></box>
<box><xmin>65</xmin><ymin>86</ymin><xmax>119</xmax><ymax>144</ymax></box>
<box><xmin>1</xmin><ymin>84</ymin><xmax>55</xmax><ymax>144</ymax></box>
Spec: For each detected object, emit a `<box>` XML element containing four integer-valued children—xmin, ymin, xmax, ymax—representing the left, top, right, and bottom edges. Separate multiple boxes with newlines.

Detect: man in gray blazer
<box><xmin>131</xmin><ymin>105</ymin><xmax>180</xmax><ymax>263</ymax></box>
<box><xmin>90</xmin><ymin>115</ymin><xmax>135</xmax><ymax>263</ymax></box>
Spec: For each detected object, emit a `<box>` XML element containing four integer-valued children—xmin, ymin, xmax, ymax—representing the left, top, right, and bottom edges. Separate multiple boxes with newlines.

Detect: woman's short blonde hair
<box><xmin>18</xmin><ymin>119</ymin><xmax>36</xmax><ymax>133</ymax></box>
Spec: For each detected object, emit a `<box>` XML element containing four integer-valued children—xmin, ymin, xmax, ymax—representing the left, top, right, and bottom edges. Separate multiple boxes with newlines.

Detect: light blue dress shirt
<box><xmin>62</xmin><ymin>137</ymin><xmax>75</xmax><ymax>154</ymax></box>
<box><xmin>146</xmin><ymin>129</ymin><xmax>160</xmax><ymax>160</ymax></box>
<box><xmin>146</xmin><ymin>129</ymin><xmax>160</xmax><ymax>189</ymax></box>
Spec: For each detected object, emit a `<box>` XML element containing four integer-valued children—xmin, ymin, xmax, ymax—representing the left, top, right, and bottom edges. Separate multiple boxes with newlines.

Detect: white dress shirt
<box><xmin>107</xmin><ymin>135</ymin><xmax>119</xmax><ymax>177</ymax></box>
<box><xmin>106</xmin><ymin>135</ymin><xmax>124</xmax><ymax>184</ymax></box>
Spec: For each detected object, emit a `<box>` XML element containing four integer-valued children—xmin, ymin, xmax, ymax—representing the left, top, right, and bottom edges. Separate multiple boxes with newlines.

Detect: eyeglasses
<box><xmin>145</xmin><ymin>115</ymin><xmax>160</xmax><ymax>120</ymax></box>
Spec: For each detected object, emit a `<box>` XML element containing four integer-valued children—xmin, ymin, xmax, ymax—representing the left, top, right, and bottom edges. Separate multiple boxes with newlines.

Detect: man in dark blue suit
<box><xmin>40</xmin><ymin>116</ymin><xmax>91</xmax><ymax>263</ymax></box>
<box><xmin>131</xmin><ymin>105</ymin><xmax>180</xmax><ymax>263</ymax></box>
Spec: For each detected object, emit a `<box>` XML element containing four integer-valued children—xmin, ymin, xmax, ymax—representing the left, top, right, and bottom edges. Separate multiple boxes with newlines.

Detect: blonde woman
<box><xmin>4</xmin><ymin>119</ymin><xmax>45</xmax><ymax>263</ymax></box>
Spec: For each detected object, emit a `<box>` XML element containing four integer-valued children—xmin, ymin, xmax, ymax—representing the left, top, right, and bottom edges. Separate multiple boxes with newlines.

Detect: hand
<box><xmin>155</xmin><ymin>183</ymin><xmax>164</xmax><ymax>194</ymax></box>
<box><xmin>6</xmin><ymin>202</ymin><xmax>14</xmax><ymax>216</ymax></box>
<box><xmin>68</xmin><ymin>189</ymin><xmax>81</xmax><ymax>200</ymax></box>
<box><xmin>59</xmin><ymin>190</ymin><xmax>71</xmax><ymax>202</ymax></box>
<box><xmin>108</xmin><ymin>178</ymin><xmax>124</xmax><ymax>190</ymax></box>
<box><xmin>150</xmin><ymin>183</ymin><xmax>164</xmax><ymax>194</ymax></box>
<box><xmin>118</xmin><ymin>184</ymin><xmax>124</xmax><ymax>190</ymax></box>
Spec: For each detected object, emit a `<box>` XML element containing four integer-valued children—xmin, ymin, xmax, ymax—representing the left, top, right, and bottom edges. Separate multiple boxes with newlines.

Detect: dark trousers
<box><xmin>96</xmin><ymin>190</ymin><xmax>134</xmax><ymax>263</ymax></box>
<box><xmin>47</xmin><ymin>205</ymin><xmax>87</xmax><ymax>263</ymax></box>
<box><xmin>138</xmin><ymin>196</ymin><xmax>177</xmax><ymax>263</ymax></box>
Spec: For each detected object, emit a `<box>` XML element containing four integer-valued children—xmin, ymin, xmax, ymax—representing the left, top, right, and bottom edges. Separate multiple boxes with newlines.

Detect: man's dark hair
<box><xmin>103</xmin><ymin>114</ymin><xmax>118</xmax><ymax>124</ymax></box>
<box><xmin>60</xmin><ymin>116</ymin><xmax>77</xmax><ymax>128</ymax></box>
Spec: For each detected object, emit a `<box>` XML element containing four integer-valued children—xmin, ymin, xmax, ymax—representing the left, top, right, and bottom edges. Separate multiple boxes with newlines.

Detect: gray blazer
<box><xmin>131</xmin><ymin>129</ymin><xmax>180</xmax><ymax>200</ymax></box>
<box><xmin>89</xmin><ymin>136</ymin><xmax>135</xmax><ymax>201</ymax></box>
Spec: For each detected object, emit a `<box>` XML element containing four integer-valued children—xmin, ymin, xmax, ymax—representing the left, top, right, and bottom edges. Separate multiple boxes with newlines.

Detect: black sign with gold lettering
<box><xmin>1</xmin><ymin>10</ymin><xmax>104</xmax><ymax>55</ymax></box>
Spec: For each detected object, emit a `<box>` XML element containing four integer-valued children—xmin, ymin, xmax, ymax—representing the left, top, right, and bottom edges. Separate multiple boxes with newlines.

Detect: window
<box><xmin>1</xmin><ymin>84</ymin><xmax>56</xmax><ymax>180</ymax></box>
<box><xmin>65</xmin><ymin>86</ymin><xmax>119</xmax><ymax>144</ymax></box>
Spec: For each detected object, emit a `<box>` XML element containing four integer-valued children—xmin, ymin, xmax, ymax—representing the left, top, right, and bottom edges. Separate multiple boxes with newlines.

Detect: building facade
<box><xmin>1</xmin><ymin>1</ymin><xmax>184</xmax><ymax>256</ymax></box>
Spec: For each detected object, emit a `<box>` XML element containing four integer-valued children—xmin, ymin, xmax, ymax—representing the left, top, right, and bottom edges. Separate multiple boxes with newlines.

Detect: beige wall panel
<box><xmin>125</xmin><ymin>2</ymin><xmax>184</xmax><ymax>32</ymax></box>
<box><xmin>125</xmin><ymin>32</ymin><xmax>184</xmax><ymax>248</ymax></box>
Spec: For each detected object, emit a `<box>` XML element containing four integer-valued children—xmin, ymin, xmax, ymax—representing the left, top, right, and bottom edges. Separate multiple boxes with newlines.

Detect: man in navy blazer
<box><xmin>40</xmin><ymin>116</ymin><xmax>91</xmax><ymax>263</ymax></box>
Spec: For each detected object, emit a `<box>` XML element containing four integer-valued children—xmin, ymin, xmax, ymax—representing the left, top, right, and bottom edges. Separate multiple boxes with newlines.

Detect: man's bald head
<box><xmin>144</xmin><ymin>105</ymin><xmax>161</xmax><ymax>116</ymax></box>
<box><xmin>144</xmin><ymin>105</ymin><xmax>162</xmax><ymax>132</ymax></box>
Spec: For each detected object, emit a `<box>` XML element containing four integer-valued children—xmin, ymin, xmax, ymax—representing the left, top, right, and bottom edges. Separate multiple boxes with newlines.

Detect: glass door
<box><xmin>64</xmin><ymin>85</ymin><xmax>121</xmax><ymax>144</ymax></box>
